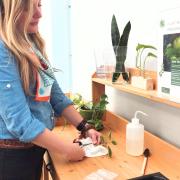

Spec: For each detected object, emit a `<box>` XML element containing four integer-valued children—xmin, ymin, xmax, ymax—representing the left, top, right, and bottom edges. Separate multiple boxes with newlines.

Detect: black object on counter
<box><xmin>128</xmin><ymin>172</ymin><xmax>169</xmax><ymax>180</ymax></box>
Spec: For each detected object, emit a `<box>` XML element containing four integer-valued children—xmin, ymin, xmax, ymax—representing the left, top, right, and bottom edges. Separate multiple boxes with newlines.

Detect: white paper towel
<box><xmin>79</xmin><ymin>137</ymin><xmax>108</xmax><ymax>157</ymax></box>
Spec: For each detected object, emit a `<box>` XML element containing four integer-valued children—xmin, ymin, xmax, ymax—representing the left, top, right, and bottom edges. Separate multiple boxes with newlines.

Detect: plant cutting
<box><xmin>70</xmin><ymin>94</ymin><xmax>108</xmax><ymax>131</ymax></box>
<box><xmin>136</xmin><ymin>43</ymin><xmax>157</xmax><ymax>76</ymax></box>
<box><xmin>100</xmin><ymin>131</ymin><xmax>117</xmax><ymax>158</ymax></box>
<box><xmin>111</xmin><ymin>14</ymin><xmax>131</xmax><ymax>83</ymax></box>
<box><xmin>131</xmin><ymin>43</ymin><xmax>157</xmax><ymax>90</ymax></box>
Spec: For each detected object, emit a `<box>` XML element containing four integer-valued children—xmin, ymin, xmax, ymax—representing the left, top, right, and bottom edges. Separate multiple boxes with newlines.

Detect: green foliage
<box><xmin>111</xmin><ymin>15</ymin><xmax>131</xmax><ymax>83</ymax></box>
<box><xmin>70</xmin><ymin>93</ymin><xmax>93</xmax><ymax>110</ymax></box>
<box><xmin>100</xmin><ymin>130</ymin><xmax>117</xmax><ymax>158</ymax></box>
<box><xmin>136</xmin><ymin>43</ymin><xmax>157</xmax><ymax>76</ymax></box>
<box><xmin>71</xmin><ymin>94</ymin><xmax>108</xmax><ymax>131</ymax></box>
<box><xmin>108</xmin><ymin>146</ymin><xmax>112</xmax><ymax>158</ymax></box>
<box><xmin>165</xmin><ymin>37</ymin><xmax>180</xmax><ymax>61</ymax></box>
<box><xmin>111</xmin><ymin>140</ymin><xmax>117</xmax><ymax>145</ymax></box>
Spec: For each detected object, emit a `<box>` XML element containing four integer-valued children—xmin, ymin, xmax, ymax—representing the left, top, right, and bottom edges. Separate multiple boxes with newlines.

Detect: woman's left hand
<box><xmin>86</xmin><ymin>129</ymin><xmax>101</xmax><ymax>145</ymax></box>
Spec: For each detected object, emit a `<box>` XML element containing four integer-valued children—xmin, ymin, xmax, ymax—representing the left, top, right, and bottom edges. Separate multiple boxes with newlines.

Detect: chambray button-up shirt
<box><xmin>0</xmin><ymin>40</ymin><xmax>72</xmax><ymax>142</ymax></box>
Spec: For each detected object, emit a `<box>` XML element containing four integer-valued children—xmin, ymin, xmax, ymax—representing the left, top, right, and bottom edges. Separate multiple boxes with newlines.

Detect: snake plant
<box><xmin>111</xmin><ymin>15</ymin><xmax>131</xmax><ymax>83</ymax></box>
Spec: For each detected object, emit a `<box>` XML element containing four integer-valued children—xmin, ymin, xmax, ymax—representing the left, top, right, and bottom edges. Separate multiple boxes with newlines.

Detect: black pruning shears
<box><xmin>73</xmin><ymin>138</ymin><xmax>93</xmax><ymax>147</ymax></box>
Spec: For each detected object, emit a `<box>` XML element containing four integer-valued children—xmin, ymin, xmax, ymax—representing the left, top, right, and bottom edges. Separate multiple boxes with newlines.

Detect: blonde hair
<box><xmin>0</xmin><ymin>0</ymin><xmax>47</xmax><ymax>94</ymax></box>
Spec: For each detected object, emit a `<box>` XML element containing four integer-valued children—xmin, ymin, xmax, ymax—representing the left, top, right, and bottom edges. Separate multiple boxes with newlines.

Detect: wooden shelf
<box><xmin>92</xmin><ymin>76</ymin><xmax>180</xmax><ymax>109</ymax></box>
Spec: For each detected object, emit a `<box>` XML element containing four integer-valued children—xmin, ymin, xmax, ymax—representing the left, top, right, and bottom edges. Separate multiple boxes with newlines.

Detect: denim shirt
<box><xmin>0</xmin><ymin>40</ymin><xmax>72</xmax><ymax>142</ymax></box>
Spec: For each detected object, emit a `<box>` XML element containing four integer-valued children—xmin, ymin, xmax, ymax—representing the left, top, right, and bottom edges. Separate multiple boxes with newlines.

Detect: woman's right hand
<box><xmin>65</xmin><ymin>142</ymin><xmax>85</xmax><ymax>161</ymax></box>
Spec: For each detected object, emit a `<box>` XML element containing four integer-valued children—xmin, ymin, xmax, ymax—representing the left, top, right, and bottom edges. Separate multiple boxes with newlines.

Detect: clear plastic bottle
<box><xmin>126</xmin><ymin>111</ymin><xmax>148</xmax><ymax>156</ymax></box>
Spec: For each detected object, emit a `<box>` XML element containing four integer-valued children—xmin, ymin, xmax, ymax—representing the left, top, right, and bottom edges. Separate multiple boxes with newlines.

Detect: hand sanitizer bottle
<box><xmin>126</xmin><ymin>111</ymin><xmax>148</xmax><ymax>156</ymax></box>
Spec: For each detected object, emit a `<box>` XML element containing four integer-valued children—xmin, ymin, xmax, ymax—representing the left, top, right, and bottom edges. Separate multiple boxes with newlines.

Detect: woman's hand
<box><xmin>86</xmin><ymin>129</ymin><xmax>101</xmax><ymax>144</ymax></box>
<box><xmin>65</xmin><ymin>142</ymin><xmax>85</xmax><ymax>161</ymax></box>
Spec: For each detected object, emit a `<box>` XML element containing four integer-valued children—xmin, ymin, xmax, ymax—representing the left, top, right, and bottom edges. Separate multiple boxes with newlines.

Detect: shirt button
<box><xmin>51</xmin><ymin>116</ymin><xmax>54</xmax><ymax>120</ymax></box>
<box><xmin>6</xmin><ymin>84</ymin><xmax>11</xmax><ymax>88</ymax></box>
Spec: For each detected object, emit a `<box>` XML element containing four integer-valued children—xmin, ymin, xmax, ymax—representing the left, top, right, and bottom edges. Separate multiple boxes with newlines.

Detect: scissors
<box><xmin>73</xmin><ymin>138</ymin><xmax>93</xmax><ymax>147</ymax></box>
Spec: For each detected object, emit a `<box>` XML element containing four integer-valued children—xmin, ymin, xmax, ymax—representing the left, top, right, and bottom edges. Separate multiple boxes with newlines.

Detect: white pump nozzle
<box><xmin>135</xmin><ymin>111</ymin><xmax>148</xmax><ymax>119</ymax></box>
<box><xmin>132</xmin><ymin>111</ymin><xmax>148</xmax><ymax>125</ymax></box>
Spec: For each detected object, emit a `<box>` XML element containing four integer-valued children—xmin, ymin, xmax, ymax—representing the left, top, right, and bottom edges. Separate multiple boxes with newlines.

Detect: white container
<box><xmin>126</xmin><ymin>111</ymin><xmax>147</xmax><ymax>156</ymax></box>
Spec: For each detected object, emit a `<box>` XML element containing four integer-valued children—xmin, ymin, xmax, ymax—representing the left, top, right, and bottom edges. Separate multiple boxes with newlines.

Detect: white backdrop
<box><xmin>71</xmin><ymin>0</ymin><xmax>180</xmax><ymax>147</ymax></box>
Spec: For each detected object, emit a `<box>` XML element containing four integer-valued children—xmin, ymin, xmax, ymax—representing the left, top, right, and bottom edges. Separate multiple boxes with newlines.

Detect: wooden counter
<box><xmin>49</xmin><ymin>111</ymin><xmax>180</xmax><ymax>180</ymax></box>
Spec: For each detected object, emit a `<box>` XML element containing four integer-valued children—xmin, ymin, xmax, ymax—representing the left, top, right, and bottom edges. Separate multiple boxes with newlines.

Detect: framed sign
<box><xmin>158</xmin><ymin>7</ymin><xmax>180</xmax><ymax>103</ymax></box>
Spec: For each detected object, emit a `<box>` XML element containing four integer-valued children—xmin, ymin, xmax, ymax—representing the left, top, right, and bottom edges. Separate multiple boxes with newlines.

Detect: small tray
<box><xmin>128</xmin><ymin>172</ymin><xmax>169</xmax><ymax>180</ymax></box>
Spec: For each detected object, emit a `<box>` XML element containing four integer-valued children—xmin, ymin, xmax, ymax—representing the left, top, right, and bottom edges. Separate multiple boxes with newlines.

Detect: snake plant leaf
<box><xmin>119</xmin><ymin>21</ymin><xmax>131</xmax><ymax>47</ymax></box>
<box><xmin>115</xmin><ymin>21</ymin><xmax>131</xmax><ymax>73</ymax></box>
<box><xmin>111</xmin><ymin>15</ymin><xmax>120</xmax><ymax>49</ymax></box>
<box><xmin>122</xmin><ymin>72</ymin><xmax>129</xmax><ymax>81</ymax></box>
<box><xmin>112</xmin><ymin>72</ymin><xmax>120</xmax><ymax>82</ymax></box>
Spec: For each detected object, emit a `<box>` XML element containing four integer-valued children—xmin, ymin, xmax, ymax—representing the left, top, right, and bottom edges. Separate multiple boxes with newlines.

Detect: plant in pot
<box><xmin>111</xmin><ymin>14</ymin><xmax>131</xmax><ymax>83</ymax></box>
<box><xmin>70</xmin><ymin>94</ymin><xmax>109</xmax><ymax>131</ymax></box>
<box><xmin>131</xmin><ymin>43</ymin><xmax>157</xmax><ymax>90</ymax></box>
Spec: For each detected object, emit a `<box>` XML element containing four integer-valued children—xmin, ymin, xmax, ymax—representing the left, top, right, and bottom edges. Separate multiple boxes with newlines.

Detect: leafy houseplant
<box><xmin>71</xmin><ymin>94</ymin><xmax>109</xmax><ymax>131</ymax></box>
<box><xmin>111</xmin><ymin>15</ymin><xmax>131</xmax><ymax>83</ymax></box>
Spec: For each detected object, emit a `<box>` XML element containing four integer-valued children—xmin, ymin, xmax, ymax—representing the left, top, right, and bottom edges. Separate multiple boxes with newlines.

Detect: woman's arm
<box><xmin>61</xmin><ymin>104</ymin><xmax>83</xmax><ymax>126</ymax></box>
<box><xmin>62</xmin><ymin>105</ymin><xmax>101</xmax><ymax>144</ymax></box>
<box><xmin>32</xmin><ymin>128</ymin><xmax>84</xmax><ymax>161</ymax></box>
<box><xmin>50</xmin><ymin>81</ymin><xmax>101</xmax><ymax>144</ymax></box>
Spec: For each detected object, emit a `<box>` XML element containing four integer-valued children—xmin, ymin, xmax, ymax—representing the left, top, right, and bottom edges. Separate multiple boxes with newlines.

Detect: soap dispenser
<box><xmin>126</xmin><ymin>111</ymin><xmax>148</xmax><ymax>156</ymax></box>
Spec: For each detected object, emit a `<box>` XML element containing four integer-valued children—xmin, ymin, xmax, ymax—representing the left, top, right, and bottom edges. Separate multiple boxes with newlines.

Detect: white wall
<box><xmin>39</xmin><ymin>0</ymin><xmax>71</xmax><ymax>92</ymax></box>
<box><xmin>39</xmin><ymin>0</ymin><xmax>53</xmax><ymax>60</ymax></box>
<box><xmin>71</xmin><ymin>0</ymin><xmax>180</xmax><ymax>147</ymax></box>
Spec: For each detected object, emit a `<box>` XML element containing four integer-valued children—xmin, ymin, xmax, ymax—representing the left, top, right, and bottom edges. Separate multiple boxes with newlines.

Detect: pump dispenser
<box><xmin>126</xmin><ymin>111</ymin><xmax>147</xmax><ymax>156</ymax></box>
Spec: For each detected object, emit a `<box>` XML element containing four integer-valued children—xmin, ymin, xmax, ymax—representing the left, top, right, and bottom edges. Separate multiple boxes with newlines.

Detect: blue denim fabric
<box><xmin>0</xmin><ymin>40</ymin><xmax>72</xmax><ymax>142</ymax></box>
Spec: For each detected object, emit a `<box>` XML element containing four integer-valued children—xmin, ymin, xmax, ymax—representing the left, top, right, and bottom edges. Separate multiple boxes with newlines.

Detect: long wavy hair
<box><xmin>0</xmin><ymin>0</ymin><xmax>47</xmax><ymax>94</ymax></box>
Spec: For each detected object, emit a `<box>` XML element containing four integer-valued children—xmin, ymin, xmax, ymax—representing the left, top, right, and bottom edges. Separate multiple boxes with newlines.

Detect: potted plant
<box><xmin>131</xmin><ymin>43</ymin><xmax>157</xmax><ymax>90</ymax></box>
<box><xmin>70</xmin><ymin>94</ymin><xmax>109</xmax><ymax>131</ymax></box>
<box><xmin>111</xmin><ymin>14</ymin><xmax>131</xmax><ymax>83</ymax></box>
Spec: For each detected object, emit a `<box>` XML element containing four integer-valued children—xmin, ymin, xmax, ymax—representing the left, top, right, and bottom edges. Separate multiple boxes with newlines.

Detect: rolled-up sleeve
<box><xmin>50</xmin><ymin>80</ymin><xmax>73</xmax><ymax>117</ymax></box>
<box><xmin>0</xmin><ymin>42</ymin><xmax>46</xmax><ymax>142</ymax></box>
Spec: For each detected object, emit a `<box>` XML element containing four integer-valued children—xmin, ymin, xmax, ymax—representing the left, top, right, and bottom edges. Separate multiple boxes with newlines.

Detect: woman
<box><xmin>0</xmin><ymin>0</ymin><xmax>101</xmax><ymax>179</ymax></box>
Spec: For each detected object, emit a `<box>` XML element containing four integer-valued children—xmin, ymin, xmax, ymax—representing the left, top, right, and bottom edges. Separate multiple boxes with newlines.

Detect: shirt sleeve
<box><xmin>0</xmin><ymin>41</ymin><xmax>46</xmax><ymax>142</ymax></box>
<box><xmin>50</xmin><ymin>80</ymin><xmax>73</xmax><ymax>117</ymax></box>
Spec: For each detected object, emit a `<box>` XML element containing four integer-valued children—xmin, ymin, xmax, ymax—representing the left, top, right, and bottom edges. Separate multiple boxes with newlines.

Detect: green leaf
<box><xmin>147</xmin><ymin>52</ymin><xmax>157</xmax><ymax>58</ymax></box>
<box><xmin>87</xmin><ymin>119</ymin><xmax>95</xmax><ymax>124</ymax></box>
<box><xmin>108</xmin><ymin>146</ymin><xmax>112</xmax><ymax>158</ymax></box>
<box><xmin>108</xmin><ymin>131</ymin><xmax>112</xmax><ymax>140</ymax></box>
<box><xmin>136</xmin><ymin>43</ymin><xmax>157</xmax><ymax>51</ymax></box>
<box><xmin>112</xmin><ymin>72</ymin><xmax>120</xmax><ymax>82</ymax></box>
<box><xmin>119</xmin><ymin>21</ymin><xmax>131</xmax><ymax>47</ymax></box>
<box><xmin>111</xmin><ymin>15</ymin><xmax>120</xmax><ymax>48</ymax></box>
<box><xmin>100</xmin><ymin>136</ymin><xmax>105</xmax><ymax>144</ymax></box>
<box><xmin>111</xmin><ymin>140</ymin><xmax>117</xmax><ymax>145</ymax></box>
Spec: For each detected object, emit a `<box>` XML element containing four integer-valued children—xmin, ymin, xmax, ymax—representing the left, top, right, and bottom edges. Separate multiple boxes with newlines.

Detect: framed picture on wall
<box><xmin>158</xmin><ymin>7</ymin><xmax>180</xmax><ymax>103</ymax></box>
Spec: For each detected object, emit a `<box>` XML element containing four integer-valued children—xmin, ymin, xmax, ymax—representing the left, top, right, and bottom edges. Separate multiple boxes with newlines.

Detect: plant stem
<box><xmin>143</xmin><ymin>56</ymin><xmax>148</xmax><ymax>78</ymax></box>
<box><xmin>139</xmin><ymin>48</ymin><xmax>145</xmax><ymax>74</ymax></box>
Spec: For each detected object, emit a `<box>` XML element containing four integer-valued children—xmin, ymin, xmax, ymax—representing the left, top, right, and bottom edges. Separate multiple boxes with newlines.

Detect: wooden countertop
<box><xmin>49</xmin><ymin>111</ymin><xmax>180</xmax><ymax>180</ymax></box>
